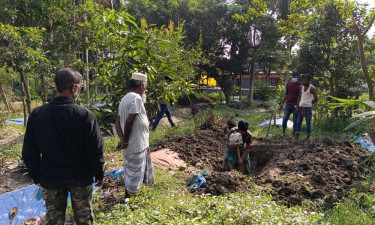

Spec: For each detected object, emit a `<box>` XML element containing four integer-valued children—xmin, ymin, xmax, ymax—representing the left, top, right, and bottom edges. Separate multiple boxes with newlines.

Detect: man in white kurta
<box><xmin>115</xmin><ymin>73</ymin><xmax>154</xmax><ymax>197</ymax></box>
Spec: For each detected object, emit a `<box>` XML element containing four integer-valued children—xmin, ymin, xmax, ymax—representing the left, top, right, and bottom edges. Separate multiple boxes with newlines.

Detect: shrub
<box><xmin>253</xmin><ymin>80</ymin><xmax>277</xmax><ymax>101</ymax></box>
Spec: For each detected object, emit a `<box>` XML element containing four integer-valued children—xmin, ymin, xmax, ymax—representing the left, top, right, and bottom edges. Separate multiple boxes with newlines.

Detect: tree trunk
<box><xmin>239</xmin><ymin>73</ymin><xmax>242</xmax><ymax>100</ymax></box>
<box><xmin>248</xmin><ymin>61</ymin><xmax>255</xmax><ymax>105</ymax></box>
<box><xmin>352</xmin><ymin>16</ymin><xmax>374</xmax><ymax>100</ymax></box>
<box><xmin>84</xmin><ymin>49</ymin><xmax>90</xmax><ymax>100</ymax></box>
<box><xmin>267</xmin><ymin>68</ymin><xmax>271</xmax><ymax>84</ymax></box>
<box><xmin>41</xmin><ymin>73</ymin><xmax>47</xmax><ymax>104</ymax></box>
<box><xmin>20</xmin><ymin>82</ymin><xmax>27</xmax><ymax>127</ymax></box>
<box><xmin>20</xmin><ymin>71</ymin><xmax>32</xmax><ymax>115</ymax></box>
<box><xmin>0</xmin><ymin>84</ymin><xmax>14</xmax><ymax>112</ymax></box>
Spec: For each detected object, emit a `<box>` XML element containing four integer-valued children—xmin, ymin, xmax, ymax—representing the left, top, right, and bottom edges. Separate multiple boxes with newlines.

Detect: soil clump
<box><xmin>152</xmin><ymin>130</ymin><xmax>372</xmax><ymax>206</ymax></box>
<box><xmin>189</xmin><ymin>171</ymin><xmax>248</xmax><ymax>195</ymax></box>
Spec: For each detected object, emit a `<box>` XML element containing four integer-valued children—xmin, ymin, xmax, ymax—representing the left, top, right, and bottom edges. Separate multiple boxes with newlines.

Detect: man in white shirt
<box><xmin>115</xmin><ymin>73</ymin><xmax>154</xmax><ymax>198</ymax></box>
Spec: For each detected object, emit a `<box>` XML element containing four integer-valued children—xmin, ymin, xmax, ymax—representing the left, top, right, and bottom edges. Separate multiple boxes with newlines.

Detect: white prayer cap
<box><xmin>131</xmin><ymin>73</ymin><xmax>147</xmax><ymax>82</ymax></box>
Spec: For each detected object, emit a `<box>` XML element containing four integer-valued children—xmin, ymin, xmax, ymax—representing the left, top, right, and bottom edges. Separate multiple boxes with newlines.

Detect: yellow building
<box><xmin>199</xmin><ymin>75</ymin><xmax>217</xmax><ymax>86</ymax></box>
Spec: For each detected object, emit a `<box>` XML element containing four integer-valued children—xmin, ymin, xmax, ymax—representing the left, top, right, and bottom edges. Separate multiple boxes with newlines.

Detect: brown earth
<box><xmin>189</xmin><ymin>171</ymin><xmax>248</xmax><ymax>196</ymax></box>
<box><xmin>0</xmin><ymin>161</ymin><xmax>33</xmax><ymax>195</ymax></box>
<box><xmin>152</xmin><ymin>130</ymin><xmax>372</xmax><ymax>206</ymax></box>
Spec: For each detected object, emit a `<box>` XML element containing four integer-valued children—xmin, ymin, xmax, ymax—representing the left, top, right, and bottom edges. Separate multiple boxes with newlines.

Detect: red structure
<box><xmin>236</xmin><ymin>72</ymin><xmax>288</xmax><ymax>88</ymax></box>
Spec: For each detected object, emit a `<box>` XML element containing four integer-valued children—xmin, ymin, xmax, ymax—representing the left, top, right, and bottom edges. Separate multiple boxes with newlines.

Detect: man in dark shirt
<box><xmin>279</xmin><ymin>71</ymin><xmax>302</xmax><ymax>137</ymax></box>
<box><xmin>22</xmin><ymin>68</ymin><xmax>105</xmax><ymax>225</ymax></box>
<box><xmin>222</xmin><ymin>121</ymin><xmax>252</xmax><ymax>175</ymax></box>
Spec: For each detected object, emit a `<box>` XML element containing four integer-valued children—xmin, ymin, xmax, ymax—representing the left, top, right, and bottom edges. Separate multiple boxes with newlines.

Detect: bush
<box><xmin>253</xmin><ymin>80</ymin><xmax>277</xmax><ymax>101</ymax></box>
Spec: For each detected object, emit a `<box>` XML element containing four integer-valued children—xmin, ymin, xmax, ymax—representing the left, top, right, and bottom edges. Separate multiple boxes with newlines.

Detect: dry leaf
<box><xmin>9</xmin><ymin>207</ymin><xmax>18</xmax><ymax>220</ymax></box>
<box><xmin>21</xmin><ymin>218</ymin><xmax>37</xmax><ymax>225</ymax></box>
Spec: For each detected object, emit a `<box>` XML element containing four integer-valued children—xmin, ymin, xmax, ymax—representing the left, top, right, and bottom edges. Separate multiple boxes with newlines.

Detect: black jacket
<box><xmin>22</xmin><ymin>96</ymin><xmax>105</xmax><ymax>189</ymax></box>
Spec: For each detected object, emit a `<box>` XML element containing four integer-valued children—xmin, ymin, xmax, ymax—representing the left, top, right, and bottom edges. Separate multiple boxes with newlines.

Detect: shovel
<box><xmin>236</xmin><ymin>146</ymin><xmax>245</xmax><ymax>172</ymax></box>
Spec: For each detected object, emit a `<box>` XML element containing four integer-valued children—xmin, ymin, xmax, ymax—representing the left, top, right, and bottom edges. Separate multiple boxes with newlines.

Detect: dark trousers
<box><xmin>43</xmin><ymin>185</ymin><xmax>94</xmax><ymax>225</ymax></box>
<box><xmin>282</xmin><ymin>105</ymin><xmax>298</xmax><ymax>131</ymax></box>
<box><xmin>296</xmin><ymin>107</ymin><xmax>312</xmax><ymax>136</ymax></box>
<box><xmin>152</xmin><ymin>104</ymin><xmax>175</xmax><ymax>130</ymax></box>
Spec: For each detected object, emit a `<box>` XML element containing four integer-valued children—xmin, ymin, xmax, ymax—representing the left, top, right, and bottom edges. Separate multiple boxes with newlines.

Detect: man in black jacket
<box><xmin>22</xmin><ymin>68</ymin><xmax>105</xmax><ymax>225</ymax></box>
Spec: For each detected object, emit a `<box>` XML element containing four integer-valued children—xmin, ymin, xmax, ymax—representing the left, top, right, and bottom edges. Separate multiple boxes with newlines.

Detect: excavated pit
<box><xmin>152</xmin><ymin>130</ymin><xmax>372</xmax><ymax>206</ymax></box>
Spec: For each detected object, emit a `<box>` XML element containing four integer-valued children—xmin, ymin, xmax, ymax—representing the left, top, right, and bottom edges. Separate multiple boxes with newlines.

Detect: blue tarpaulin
<box><xmin>354</xmin><ymin>136</ymin><xmax>375</xmax><ymax>152</ymax></box>
<box><xmin>259</xmin><ymin>117</ymin><xmax>293</xmax><ymax>129</ymax></box>
<box><xmin>0</xmin><ymin>185</ymin><xmax>45</xmax><ymax>225</ymax></box>
<box><xmin>0</xmin><ymin>171</ymin><xmax>119</xmax><ymax>224</ymax></box>
<box><xmin>5</xmin><ymin>118</ymin><xmax>24</xmax><ymax>125</ymax></box>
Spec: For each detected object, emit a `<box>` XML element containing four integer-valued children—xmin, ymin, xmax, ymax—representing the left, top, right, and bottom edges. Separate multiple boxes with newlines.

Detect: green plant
<box><xmin>253</xmin><ymin>79</ymin><xmax>277</xmax><ymax>101</ymax></box>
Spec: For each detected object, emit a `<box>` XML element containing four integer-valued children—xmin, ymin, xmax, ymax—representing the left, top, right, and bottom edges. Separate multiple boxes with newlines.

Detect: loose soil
<box><xmin>189</xmin><ymin>171</ymin><xmax>248</xmax><ymax>196</ymax></box>
<box><xmin>152</xmin><ymin>130</ymin><xmax>372</xmax><ymax>206</ymax></box>
<box><xmin>0</xmin><ymin>162</ymin><xmax>33</xmax><ymax>195</ymax></box>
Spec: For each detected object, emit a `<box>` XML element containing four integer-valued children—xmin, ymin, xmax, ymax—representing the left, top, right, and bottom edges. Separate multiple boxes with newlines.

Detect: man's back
<box><xmin>22</xmin><ymin>96</ymin><xmax>104</xmax><ymax>189</ymax></box>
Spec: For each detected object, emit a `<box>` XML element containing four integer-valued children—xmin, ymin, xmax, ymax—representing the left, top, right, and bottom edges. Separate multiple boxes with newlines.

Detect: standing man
<box><xmin>22</xmin><ymin>68</ymin><xmax>105</xmax><ymax>225</ymax></box>
<box><xmin>115</xmin><ymin>73</ymin><xmax>154</xmax><ymax>198</ymax></box>
<box><xmin>295</xmin><ymin>74</ymin><xmax>318</xmax><ymax>139</ymax></box>
<box><xmin>151</xmin><ymin>76</ymin><xmax>176</xmax><ymax>131</ymax></box>
<box><xmin>279</xmin><ymin>71</ymin><xmax>302</xmax><ymax>137</ymax></box>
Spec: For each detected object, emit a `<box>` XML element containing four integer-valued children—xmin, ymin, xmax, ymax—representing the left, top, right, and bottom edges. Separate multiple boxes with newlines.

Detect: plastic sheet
<box><xmin>5</xmin><ymin>118</ymin><xmax>24</xmax><ymax>125</ymax></box>
<box><xmin>259</xmin><ymin>117</ymin><xmax>293</xmax><ymax>129</ymax></box>
<box><xmin>104</xmin><ymin>169</ymin><xmax>124</xmax><ymax>180</ymax></box>
<box><xmin>186</xmin><ymin>170</ymin><xmax>209</xmax><ymax>189</ymax></box>
<box><xmin>0</xmin><ymin>185</ymin><xmax>45</xmax><ymax>225</ymax></box>
<box><xmin>354</xmin><ymin>136</ymin><xmax>375</xmax><ymax>152</ymax></box>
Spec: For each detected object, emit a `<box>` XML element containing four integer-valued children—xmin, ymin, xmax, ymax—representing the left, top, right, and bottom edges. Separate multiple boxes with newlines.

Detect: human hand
<box><xmin>279</xmin><ymin>105</ymin><xmax>283</xmax><ymax>111</ymax></box>
<box><xmin>116</xmin><ymin>141</ymin><xmax>128</xmax><ymax>151</ymax></box>
<box><xmin>237</xmin><ymin>158</ymin><xmax>243</xmax><ymax>164</ymax></box>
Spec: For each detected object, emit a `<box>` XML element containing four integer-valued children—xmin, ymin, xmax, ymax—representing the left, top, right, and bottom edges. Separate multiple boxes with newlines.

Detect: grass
<box><xmin>93</xmin><ymin>168</ymin><xmax>324</xmax><ymax>224</ymax></box>
<box><xmin>0</xmin><ymin>143</ymin><xmax>23</xmax><ymax>160</ymax></box>
<box><xmin>1</xmin><ymin>103</ymin><xmax>375</xmax><ymax>224</ymax></box>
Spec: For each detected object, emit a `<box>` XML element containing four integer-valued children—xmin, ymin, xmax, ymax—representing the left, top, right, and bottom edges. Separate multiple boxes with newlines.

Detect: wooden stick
<box><xmin>266</xmin><ymin>113</ymin><xmax>273</xmax><ymax>137</ymax></box>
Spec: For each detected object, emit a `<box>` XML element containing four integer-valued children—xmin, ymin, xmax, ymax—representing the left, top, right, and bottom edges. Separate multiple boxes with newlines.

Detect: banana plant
<box><xmin>329</xmin><ymin>97</ymin><xmax>375</xmax><ymax>162</ymax></box>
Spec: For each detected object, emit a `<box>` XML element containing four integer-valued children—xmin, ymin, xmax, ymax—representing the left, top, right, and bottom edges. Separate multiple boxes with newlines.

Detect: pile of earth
<box><xmin>189</xmin><ymin>171</ymin><xmax>248</xmax><ymax>195</ymax></box>
<box><xmin>152</xmin><ymin>130</ymin><xmax>226</xmax><ymax>171</ymax></box>
<box><xmin>250</xmin><ymin>138</ymin><xmax>371</xmax><ymax>206</ymax></box>
<box><xmin>152</xmin><ymin>130</ymin><xmax>372</xmax><ymax>206</ymax></box>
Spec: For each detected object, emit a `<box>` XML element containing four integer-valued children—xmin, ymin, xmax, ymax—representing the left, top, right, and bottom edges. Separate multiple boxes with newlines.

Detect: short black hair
<box><xmin>130</xmin><ymin>79</ymin><xmax>144</xmax><ymax>89</ymax></box>
<box><xmin>55</xmin><ymin>68</ymin><xmax>83</xmax><ymax>93</ymax></box>
<box><xmin>301</xmin><ymin>74</ymin><xmax>311</xmax><ymax>80</ymax></box>
<box><xmin>238</xmin><ymin>120</ymin><xmax>249</xmax><ymax>131</ymax></box>
<box><xmin>292</xmin><ymin>71</ymin><xmax>300</xmax><ymax>77</ymax></box>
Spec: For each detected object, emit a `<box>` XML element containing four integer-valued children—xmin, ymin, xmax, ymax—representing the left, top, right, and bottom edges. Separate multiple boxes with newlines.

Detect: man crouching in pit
<box><xmin>222</xmin><ymin>121</ymin><xmax>252</xmax><ymax>175</ymax></box>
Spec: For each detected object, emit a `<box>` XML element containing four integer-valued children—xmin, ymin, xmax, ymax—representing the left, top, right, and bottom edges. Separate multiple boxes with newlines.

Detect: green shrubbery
<box><xmin>253</xmin><ymin>80</ymin><xmax>278</xmax><ymax>101</ymax></box>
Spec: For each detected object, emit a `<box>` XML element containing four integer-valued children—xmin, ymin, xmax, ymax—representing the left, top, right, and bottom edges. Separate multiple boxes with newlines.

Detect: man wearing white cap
<box><xmin>115</xmin><ymin>73</ymin><xmax>154</xmax><ymax>198</ymax></box>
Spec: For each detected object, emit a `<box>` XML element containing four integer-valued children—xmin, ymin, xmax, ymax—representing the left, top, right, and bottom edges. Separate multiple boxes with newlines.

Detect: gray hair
<box><xmin>55</xmin><ymin>68</ymin><xmax>83</xmax><ymax>93</ymax></box>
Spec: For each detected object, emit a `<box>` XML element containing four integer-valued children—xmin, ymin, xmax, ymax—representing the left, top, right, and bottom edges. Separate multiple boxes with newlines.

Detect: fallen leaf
<box><xmin>21</xmin><ymin>218</ymin><xmax>36</xmax><ymax>225</ymax></box>
<box><xmin>9</xmin><ymin>207</ymin><xmax>18</xmax><ymax>220</ymax></box>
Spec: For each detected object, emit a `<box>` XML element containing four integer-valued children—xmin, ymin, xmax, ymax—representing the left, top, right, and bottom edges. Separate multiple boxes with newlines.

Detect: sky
<box><xmin>357</xmin><ymin>0</ymin><xmax>375</xmax><ymax>37</ymax></box>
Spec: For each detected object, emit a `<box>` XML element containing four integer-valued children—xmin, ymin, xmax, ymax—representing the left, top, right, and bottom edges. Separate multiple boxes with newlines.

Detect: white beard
<box><xmin>142</xmin><ymin>93</ymin><xmax>147</xmax><ymax>103</ymax></box>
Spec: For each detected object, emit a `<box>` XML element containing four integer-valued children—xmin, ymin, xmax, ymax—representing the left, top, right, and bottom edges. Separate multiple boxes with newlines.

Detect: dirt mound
<box><xmin>152</xmin><ymin>130</ymin><xmax>226</xmax><ymax>171</ymax></box>
<box><xmin>153</xmin><ymin>131</ymin><xmax>372</xmax><ymax>206</ymax></box>
<box><xmin>250</xmin><ymin>138</ymin><xmax>371</xmax><ymax>206</ymax></box>
<box><xmin>189</xmin><ymin>171</ymin><xmax>248</xmax><ymax>195</ymax></box>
